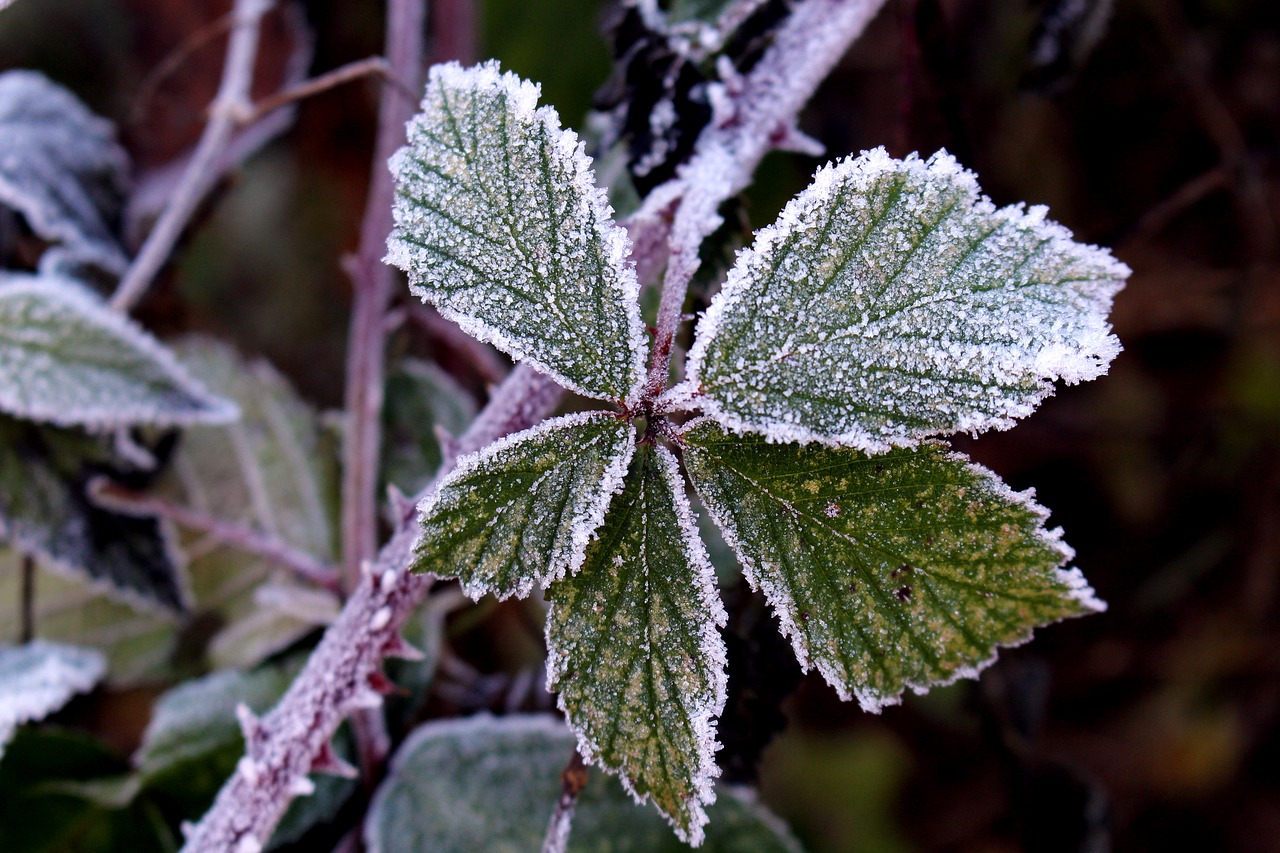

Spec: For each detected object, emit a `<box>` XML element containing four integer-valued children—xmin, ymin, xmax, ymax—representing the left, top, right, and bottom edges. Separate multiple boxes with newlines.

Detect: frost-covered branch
<box><xmin>643</xmin><ymin>0</ymin><xmax>889</xmax><ymax>400</ymax></box>
<box><xmin>111</xmin><ymin>0</ymin><xmax>271</xmax><ymax>313</ymax></box>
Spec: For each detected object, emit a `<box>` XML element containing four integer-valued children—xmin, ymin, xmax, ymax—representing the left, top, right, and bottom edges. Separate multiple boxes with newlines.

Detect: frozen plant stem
<box><xmin>542</xmin><ymin>749</ymin><xmax>588</xmax><ymax>853</ymax></box>
<box><xmin>110</xmin><ymin>0</ymin><xmax>271</xmax><ymax>313</ymax></box>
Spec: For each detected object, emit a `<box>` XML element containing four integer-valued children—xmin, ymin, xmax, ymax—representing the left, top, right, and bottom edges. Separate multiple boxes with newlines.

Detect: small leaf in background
<box><xmin>681</xmin><ymin>420</ymin><xmax>1103</xmax><ymax>711</ymax></box>
<box><xmin>0</xmin><ymin>640</ymin><xmax>104</xmax><ymax>760</ymax></box>
<box><xmin>365</xmin><ymin>714</ymin><xmax>803</xmax><ymax>853</ymax></box>
<box><xmin>547</xmin><ymin>443</ymin><xmax>727</xmax><ymax>844</ymax></box>
<box><xmin>681</xmin><ymin>148</ymin><xmax>1127</xmax><ymax>451</ymax></box>
<box><xmin>380</xmin><ymin>357</ymin><xmax>476</xmax><ymax>495</ymax></box>
<box><xmin>206</xmin><ymin>579</ymin><xmax>338</xmax><ymax>671</ymax></box>
<box><xmin>413</xmin><ymin>412</ymin><xmax>634</xmax><ymax>600</ymax></box>
<box><xmin>0</xmin><ymin>416</ymin><xmax>187</xmax><ymax>610</ymax></box>
<box><xmin>388</xmin><ymin>61</ymin><xmax>649</xmax><ymax>404</ymax></box>
<box><xmin>0</xmin><ymin>69</ymin><xmax>129</xmax><ymax>276</ymax></box>
<box><xmin>0</xmin><ymin>275</ymin><xmax>237</xmax><ymax>430</ymax></box>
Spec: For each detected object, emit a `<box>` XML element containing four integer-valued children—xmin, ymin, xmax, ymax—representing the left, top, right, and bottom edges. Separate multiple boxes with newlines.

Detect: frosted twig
<box><xmin>247</xmin><ymin>57</ymin><xmax>406</xmax><ymax>123</ymax></box>
<box><xmin>643</xmin><ymin>0</ymin><xmax>890</xmax><ymax>401</ymax></box>
<box><xmin>178</xmin><ymin>365</ymin><xmax>563</xmax><ymax>853</ymax></box>
<box><xmin>89</xmin><ymin>482</ymin><xmax>340</xmax><ymax>593</ymax></box>
<box><xmin>542</xmin><ymin>749</ymin><xmax>588</xmax><ymax>853</ymax></box>
<box><xmin>110</xmin><ymin>0</ymin><xmax>272</xmax><ymax>313</ymax></box>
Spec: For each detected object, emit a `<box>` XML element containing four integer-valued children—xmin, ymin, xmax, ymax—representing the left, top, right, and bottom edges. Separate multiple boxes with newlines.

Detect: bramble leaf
<box><xmin>0</xmin><ymin>640</ymin><xmax>105</xmax><ymax>760</ymax></box>
<box><xmin>388</xmin><ymin>61</ymin><xmax>648</xmax><ymax>404</ymax></box>
<box><xmin>0</xmin><ymin>416</ymin><xmax>187</xmax><ymax>610</ymax></box>
<box><xmin>681</xmin><ymin>420</ymin><xmax>1103</xmax><ymax>712</ymax></box>
<box><xmin>0</xmin><ymin>276</ymin><xmax>237</xmax><ymax>430</ymax></box>
<box><xmin>547</xmin><ymin>444</ymin><xmax>727</xmax><ymax>844</ymax></box>
<box><xmin>680</xmin><ymin>148</ymin><xmax>1128</xmax><ymax>451</ymax></box>
<box><xmin>366</xmin><ymin>715</ymin><xmax>801</xmax><ymax>853</ymax></box>
<box><xmin>412</xmin><ymin>412</ymin><xmax>634</xmax><ymax>600</ymax></box>
<box><xmin>0</xmin><ymin>70</ymin><xmax>128</xmax><ymax>276</ymax></box>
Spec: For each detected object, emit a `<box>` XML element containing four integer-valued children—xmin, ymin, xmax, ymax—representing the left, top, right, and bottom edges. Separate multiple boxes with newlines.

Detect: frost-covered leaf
<box><xmin>0</xmin><ymin>640</ymin><xmax>104</xmax><ymax>760</ymax></box>
<box><xmin>682</xmin><ymin>420</ymin><xmax>1104</xmax><ymax>711</ymax></box>
<box><xmin>0</xmin><ymin>70</ymin><xmax>129</xmax><ymax>275</ymax></box>
<box><xmin>412</xmin><ymin>412</ymin><xmax>634</xmax><ymax>599</ymax></box>
<box><xmin>0</xmin><ymin>416</ymin><xmax>187</xmax><ymax>610</ymax></box>
<box><xmin>160</xmin><ymin>338</ymin><xmax>339</xmax><ymax>668</ymax></box>
<box><xmin>381</xmin><ymin>358</ymin><xmax>476</xmax><ymax>494</ymax></box>
<box><xmin>366</xmin><ymin>714</ymin><xmax>802</xmax><ymax>853</ymax></box>
<box><xmin>206</xmin><ymin>579</ymin><xmax>338</xmax><ymax>670</ymax></box>
<box><xmin>388</xmin><ymin>61</ymin><xmax>648</xmax><ymax>404</ymax></box>
<box><xmin>681</xmin><ymin>148</ymin><xmax>1128</xmax><ymax>451</ymax></box>
<box><xmin>0</xmin><ymin>275</ymin><xmax>236</xmax><ymax>429</ymax></box>
<box><xmin>547</xmin><ymin>444</ymin><xmax>727</xmax><ymax>844</ymax></box>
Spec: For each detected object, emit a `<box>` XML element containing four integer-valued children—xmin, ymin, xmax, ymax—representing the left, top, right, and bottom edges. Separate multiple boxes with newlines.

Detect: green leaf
<box><xmin>0</xmin><ymin>70</ymin><xmax>129</xmax><ymax>276</ymax></box>
<box><xmin>0</xmin><ymin>417</ymin><xmax>187</xmax><ymax>610</ymax></box>
<box><xmin>365</xmin><ymin>714</ymin><xmax>803</xmax><ymax>853</ymax></box>
<box><xmin>388</xmin><ymin>61</ymin><xmax>648</xmax><ymax>404</ymax></box>
<box><xmin>681</xmin><ymin>419</ymin><xmax>1103</xmax><ymax>711</ymax></box>
<box><xmin>413</xmin><ymin>412</ymin><xmax>634</xmax><ymax>599</ymax></box>
<box><xmin>679</xmin><ymin>148</ymin><xmax>1128</xmax><ymax>451</ymax></box>
<box><xmin>380</xmin><ymin>358</ymin><xmax>476</xmax><ymax>495</ymax></box>
<box><xmin>0</xmin><ymin>641</ymin><xmax>104</xmax><ymax>760</ymax></box>
<box><xmin>0</xmin><ymin>276</ymin><xmax>237</xmax><ymax>429</ymax></box>
<box><xmin>547</xmin><ymin>444</ymin><xmax>727</xmax><ymax>844</ymax></box>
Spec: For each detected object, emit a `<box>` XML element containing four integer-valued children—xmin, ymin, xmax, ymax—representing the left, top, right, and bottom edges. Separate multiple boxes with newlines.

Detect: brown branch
<box><xmin>246</xmin><ymin>56</ymin><xmax>407</xmax><ymax>123</ymax></box>
<box><xmin>542</xmin><ymin>749</ymin><xmax>589</xmax><ymax>853</ymax></box>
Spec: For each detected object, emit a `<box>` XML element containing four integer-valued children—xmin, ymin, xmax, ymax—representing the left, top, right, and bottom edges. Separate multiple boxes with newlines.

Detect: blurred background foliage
<box><xmin>3</xmin><ymin>0</ymin><xmax>1280</xmax><ymax>850</ymax></box>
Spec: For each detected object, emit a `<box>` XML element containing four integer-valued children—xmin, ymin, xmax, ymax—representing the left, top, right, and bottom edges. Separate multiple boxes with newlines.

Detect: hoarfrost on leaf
<box><xmin>412</xmin><ymin>412</ymin><xmax>634</xmax><ymax>600</ymax></box>
<box><xmin>387</xmin><ymin>61</ymin><xmax>648</xmax><ymax>405</ymax></box>
<box><xmin>679</xmin><ymin>148</ymin><xmax>1128</xmax><ymax>451</ymax></box>
<box><xmin>0</xmin><ymin>640</ymin><xmax>105</xmax><ymax>760</ymax></box>
<box><xmin>682</xmin><ymin>419</ymin><xmax>1103</xmax><ymax>712</ymax></box>
<box><xmin>0</xmin><ymin>275</ymin><xmax>237</xmax><ymax>430</ymax></box>
<box><xmin>0</xmin><ymin>70</ymin><xmax>129</xmax><ymax>276</ymax></box>
<box><xmin>546</xmin><ymin>443</ymin><xmax>728</xmax><ymax>845</ymax></box>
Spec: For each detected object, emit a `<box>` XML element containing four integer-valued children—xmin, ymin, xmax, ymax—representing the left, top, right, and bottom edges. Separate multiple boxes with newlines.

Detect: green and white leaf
<box><xmin>0</xmin><ymin>640</ymin><xmax>104</xmax><ymax>760</ymax></box>
<box><xmin>366</xmin><ymin>714</ymin><xmax>802</xmax><ymax>853</ymax></box>
<box><xmin>413</xmin><ymin>412</ymin><xmax>634</xmax><ymax>600</ymax></box>
<box><xmin>681</xmin><ymin>419</ymin><xmax>1103</xmax><ymax>712</ymax></box>
<box><xmin>381</xmin><ymin>357</ymin><xmax>476</xmax><ymax>495</ymax></box>
<box><xmin>0</xmin><ymin>70</ymin><xmax>129</xmax><ymax>276</ymax></box>
<box><xmin>0</xmin><ymin>275</ymin><xmax>237</xmax><ymax>429</ymax></box>
<box><xmin>0</xmin><ymin>417</ymin><xmax>188</xmax><ymax>610</ymax></box>
<box><xmin>388</xmin><ymin>61</ymin><xmax>648</xmax><ymax>404</ymax></box>
<box><xmin>678</xmin><ymin>148</ymin><xmax>1128</xmax><ymax>451</ymax></box>
<box><xmin>547</xmin><ymin>444</ymin><xmax>727</xmax><ymax>844</ymax></box>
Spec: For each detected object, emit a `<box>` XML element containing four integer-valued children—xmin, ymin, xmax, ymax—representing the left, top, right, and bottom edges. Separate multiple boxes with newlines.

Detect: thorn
<box><xmin>387</xmin><ymin>484</ymin><xmax>415</xmax><ymax>519</ymax></box>
<box><xmin>287</xmin><ymin>775</ymin><xmax>316</xmax><ymax>797</ymax></box>
<box><xmin>235</xmin><ymin>702</ymin><xmax>259</xmax><ymax>744</ymax></box>
<box><xmin>383</xmin><ymin>634</ymin><xmax>426</xmax><ymax>661</ymax></box>
<box><xmin>368</xmin><ymin>670</ymin><xmax>404</xmax><ymax>696</ymax></box>
<box><xmin>347</xmin><ymin>687</ymin><xmax>384</xmax><ymax>711</ymax></box>
<box><xmin>180</xmin><ymin>821</ymin><xmax>196</xmax><ymax>839</ymax></box>
<box><xmin>311</xmin><ymin>742</ymin><xmax>358</xmax><ymax>779</ymax></box>
<box><xmin>434</xmin><ymin>424</ymin><xmax>459</xmax><ymax>460</ymax></box>
<box><xmin>771</xmin><ymin>123</ymin><xmax>825</xmax><ymax>157</ymax></box>
<box><xmin>360</xmin><ymin>559</ymin><xmax>376</xmax><ymax>579</ymax></box>
<box><xmin>237</xmin><ymin>756</ymin><xmax>261</xmax><ymax>785</ymax></box>
<box><xmin>380</xmin><ymin>568</ymin><xmax>398</xmax><ymax>591</ymax></box>
<box><xmin>370</xmin><ymin>605</ymin><xmax>393</xmax><ymax>632</ymax></box>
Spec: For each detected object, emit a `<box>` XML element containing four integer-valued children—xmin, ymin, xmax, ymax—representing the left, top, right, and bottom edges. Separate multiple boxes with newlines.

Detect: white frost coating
<box><xmin>237</xmin><ymin>755</ymin><xmax>261</xmax><ymax>784</ymax></box>
<box><xmin>0</xmin><ymin>274</ymin><xmax>239</xmax><ymax>429</ymax></box>
<box><xmin>0</xmin><ymin>640</ymin><xmax>105</xmax><ymax>759</ymax></box>
<box><xmin>681</xmin><ymin>147</ymin><xmax>1128</xmax><ymax>451</ymax></box>
<box><xmin>1054</xmin><ymin>566</ymin><xmax>1107</xmax><ymax>613</ymax></box>
<box><xmin>232</xmin><ymin>835</ymin><xmax>262</xmax><ymax>853</ymax></box>
<box><xmin>369</xmin><ymin>606</ymin><xmax>392</xmax><ymax>631</ymax></box>
<box><xmin>387</xmin><ymin>61</ymin><xmax>649</xmax><ymax>405</ymax></box>
<box><xmin>415</xmin><ymin>411</ymin><xmax>634</xmax><ymax>600</ymax></box>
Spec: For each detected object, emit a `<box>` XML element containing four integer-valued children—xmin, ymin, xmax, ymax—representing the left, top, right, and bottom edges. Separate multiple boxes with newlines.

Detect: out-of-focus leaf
<box><xmin>380</xmin><ymin>357</ymin><xmax>476</xmax><ymax>494</ymax></box>
<box><xmin>0</xmin><ymin>640</ymin><xmax>104</xmax><ymax>760</ymax></box>
<box><xmin>206</xmin><ymin>579</ymin><xmax>337</xmax><ymax>670</ymax></box>
<box><xmin>679</xmin><ymin>148</ymin><xmax>1127</xmax><ymax>452</ymax></box>
<box><xmin>0</xmin><ymin>275</ymin><xmax>237</xmax><ymax>429</ymax></box>
<box><xmin>0</xmin><ymin>70</ymin><xmax>128</xmax><ymax>276</ymax></box>
<box><xmin>547</xmin><ymin>444</ymin><xmax>727</xmax><ymax>844</ymax></box>
<box><xmin>365</xmin><ymin>714</ymin><xmax>804</xmax><ymax>853</ymax></box>
<box><xmin>388</xmin><ymin>61</ymin><xmax>648</xmax><ymax>405</ymax></box>
<box><xmin>0</xmin><ymin>416</ymin><xmax>187</xmax><ymax>610</ymax></box>
<box><xmin>681</xmin><ymin>419</ymin><xmax>1104</xmax><ymax>712</ymax></box>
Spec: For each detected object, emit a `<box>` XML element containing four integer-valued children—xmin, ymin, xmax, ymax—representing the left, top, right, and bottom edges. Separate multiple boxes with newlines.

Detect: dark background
<box><xmin>3</xmin><ymin>1</ymin><xmax>1279</xmax><ymax>850</ymax></box>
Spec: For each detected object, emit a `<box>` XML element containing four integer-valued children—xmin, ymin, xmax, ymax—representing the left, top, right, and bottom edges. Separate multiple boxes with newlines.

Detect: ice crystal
<box><xmin>387</xmin><ymin>61</ymin><xmax>649</xmax><ymax>405</ymax></box>
<box><xmin>679</xmin><ymin>148</ymin><xmax>1128</xmax><ymax>451</ymax></box>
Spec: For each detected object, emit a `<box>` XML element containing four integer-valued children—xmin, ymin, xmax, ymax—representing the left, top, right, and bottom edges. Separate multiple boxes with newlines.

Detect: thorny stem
<box><xmin>542</xmin><ymin>749</ymin><xmax>589</xmax><ymax>853</ymax></box>
<box><xmin>182</xmin><ymin>1</ymin><xmax>889</xmax><ymax>847</ymax></box>
<box><xmin>643</xmin><ymin>0</ymin><xmax>890</xmax><ymax>402</ymax></box>
<box><xmin>110</xmin><ymin>0</ymin><xmax>272</xmax><ymax>313</ymax></box>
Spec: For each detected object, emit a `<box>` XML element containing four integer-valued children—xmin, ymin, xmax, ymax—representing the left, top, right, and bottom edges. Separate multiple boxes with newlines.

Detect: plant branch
<box><xmin>111</xmin><ymin>0</ymin><xmax>272</xmax><ymax>313</ymax></box>
<box><xmin>247</xmin><ymin>56</ymin><xmax>407</xmax><ymax>123</ymax></box>
<box><xmin>643</xmin><ymin>0</ymin><xmax>890</xmax><ymax>400</ymax></box>
<box><xmin>178</xmin><ymin>365</ymin><xmax>562</xmax><ymax>853</ymax></box>
<box><xmin>542</xmin><ymin>749</ymin><xmax>588</xmax><ymax>853</ymax></box>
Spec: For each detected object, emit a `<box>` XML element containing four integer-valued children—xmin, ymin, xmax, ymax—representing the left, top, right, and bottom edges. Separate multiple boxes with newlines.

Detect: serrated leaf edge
<box><xmin>0</xmin><ymin>639</ymin><xmax>106</xmax><ymax>758</ymax></box>
<box><xmin>413</xmin><ymin>411</ymin><xmax>635</xmax><ymax>600</ymax></box>
<box><xmin>546</xmin><ymin>444</ymin><xmax>728</xmax><ymax>845</ymax></box>
<box><xmin>680</xmin><ymin>417</ymin><xmax>1104</xmax><ymax>713</ymax></box>
<box><xmin>677</xmin><ymin>147</ymin><xmax>1129</xmax><ymax>451</ymax></box>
